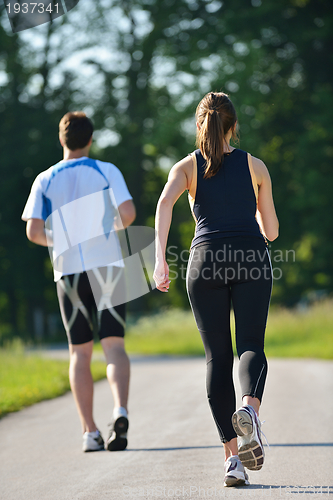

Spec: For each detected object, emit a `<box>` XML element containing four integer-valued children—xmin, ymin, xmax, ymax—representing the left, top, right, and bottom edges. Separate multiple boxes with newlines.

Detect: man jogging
<box><xmin>22</xmin><ymin>111</ymin><xmax>136</xmax><ymax>452</ymax></box>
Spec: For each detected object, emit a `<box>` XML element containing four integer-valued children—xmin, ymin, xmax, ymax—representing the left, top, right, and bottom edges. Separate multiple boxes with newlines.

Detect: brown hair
<box><xmin>196</xmin><ymin>92</ymin><xmax>238</xmax><ymax>178</ymax></box>
<box><xmin>59</xmin><ymin>111</ymin><xmax>93</xmax><ymax>151</ymax></box>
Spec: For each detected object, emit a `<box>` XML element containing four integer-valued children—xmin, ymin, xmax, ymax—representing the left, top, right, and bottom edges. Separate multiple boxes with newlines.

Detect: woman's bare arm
<box><xmin>252</xmin><ymin>157</ymin><xmax>279</xmax><ymax>241</ymax></box>
<box><xmin>154</xmin><ymin>156</ymin><xmax>192</xmax><ymax>290</ymax></box>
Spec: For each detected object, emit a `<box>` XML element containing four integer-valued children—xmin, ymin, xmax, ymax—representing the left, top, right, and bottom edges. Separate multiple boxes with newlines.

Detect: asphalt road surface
<box><xmin>1</xmin><ymin>356</ymin><xmax>332</xmax><ymax>499</ymax></box>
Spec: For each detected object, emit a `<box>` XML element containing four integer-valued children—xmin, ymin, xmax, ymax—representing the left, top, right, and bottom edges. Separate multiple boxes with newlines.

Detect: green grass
<box><xmin>0</xmin><ymin>340</ymin><xmax>106</xmax><ymax>418</ymax></box>
<box><xmin>265</xmin><ymin>300</ymin><xmax>333</xmax><ymax>359</ymax></box>
<box><xmin>0</xmin><ymin>299</ymin><xmax>332</xmax><ymax>418</ymax></box>
<box><xmin>124</xmin><ymin>299</ymin><xmax>333</xmax><ymax>360</ymax></box>
<box><xmin>125</xmin><ymin>309</ymin><xmax>204</xmax><ymax>356</ymax></box>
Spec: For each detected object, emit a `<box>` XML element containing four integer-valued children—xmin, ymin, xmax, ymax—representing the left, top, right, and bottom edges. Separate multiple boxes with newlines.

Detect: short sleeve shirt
<box><xmin>22</xmin><ymin>157</ymin><xmax>132</xmax><ymax>281</ymax></box>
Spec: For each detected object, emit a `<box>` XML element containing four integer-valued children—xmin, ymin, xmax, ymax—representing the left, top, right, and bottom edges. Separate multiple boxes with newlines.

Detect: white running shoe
<box><xmin>232</xmin><ymin>404</ymin><xmax>265</xmax><ymax>470</ymax></box>
<box><xmin>224</xmin><ymin>456</ymin><xmax>250</xmax><ymax>487</ymax></box>
<box><xmin>82</xmin><ymin>430</ymin><xmax>105</xmax><ymax>452</ymax></box>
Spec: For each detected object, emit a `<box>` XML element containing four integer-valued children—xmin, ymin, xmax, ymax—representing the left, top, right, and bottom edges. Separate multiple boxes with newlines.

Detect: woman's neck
<box><xmin>223</xmin><ymin>138</ymin><xmax>234</xmax><ymax>153</ymax></box>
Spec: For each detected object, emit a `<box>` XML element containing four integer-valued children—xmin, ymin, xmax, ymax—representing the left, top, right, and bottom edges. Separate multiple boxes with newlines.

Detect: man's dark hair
<box><xmin>59</xmin><ymin>111</ymin><xmax>93</xmax><ymax>150</ymax></box>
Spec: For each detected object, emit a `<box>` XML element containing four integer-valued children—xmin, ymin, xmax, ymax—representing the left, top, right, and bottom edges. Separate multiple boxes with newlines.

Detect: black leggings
<box><xmin>186</xmin><ymin>237</ymin><xmax>272</xmax><ymax>443</ymax></box>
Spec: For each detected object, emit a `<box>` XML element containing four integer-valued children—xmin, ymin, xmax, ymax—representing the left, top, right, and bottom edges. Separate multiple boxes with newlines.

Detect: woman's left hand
<box><xmin>153</xmin><ymin>259</ymin><xmax>170</xmax><ymax>292</ymax></box>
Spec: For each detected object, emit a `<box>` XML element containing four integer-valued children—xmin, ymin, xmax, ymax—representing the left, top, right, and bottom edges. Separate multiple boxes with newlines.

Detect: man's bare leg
<box><xmin>100</xmin><ymin>337</ymin><xmax>130</xmax><ymax>411</ymax></box>
<box><xmin>69</xmin><ymin>340</ymin><xmax>97</xmax><ymax>433</ymax></box>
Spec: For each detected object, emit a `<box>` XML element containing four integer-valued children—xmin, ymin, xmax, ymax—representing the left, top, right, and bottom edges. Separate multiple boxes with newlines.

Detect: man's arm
<box><xmin>114</xmin><ymin>200</ymin><xmax>136</xmax><ymax>230</ymax></box>
<box><xmin>26</xmin><ymin>218</ymin><xmax>49</xmax><ymax>247</ymax></box>
<box><xmin>27</xmin><ymin>200</ymin><xmax>136</xmax><ymax>245</ymax></box>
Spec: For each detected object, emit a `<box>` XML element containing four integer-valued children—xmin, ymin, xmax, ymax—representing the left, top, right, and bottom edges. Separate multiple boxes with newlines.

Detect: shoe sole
<box><xmin>224</xmin><ymin>476</ymin><xmax>248</xmax><ymax>487</ymax></box>
<box><xmin>106</xmin><ymin>416</ymin><xmax>128</xmax><ymax>452</ymax></box>
<box><xmin>83</xmin><ymin>444</ymin><xmax>105</xmax><ymax>452</ymax></box>
<box><xmin>232</xmin><ymin>409</ymin><xmax>264</xmax><ymax>471</ymax></box>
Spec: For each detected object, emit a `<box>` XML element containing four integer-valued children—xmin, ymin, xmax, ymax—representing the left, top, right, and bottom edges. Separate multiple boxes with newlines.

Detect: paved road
<box><xmin>1</xmin><ymin>357</ymin><xmax>332</xmax><ymax>499</ymax></box>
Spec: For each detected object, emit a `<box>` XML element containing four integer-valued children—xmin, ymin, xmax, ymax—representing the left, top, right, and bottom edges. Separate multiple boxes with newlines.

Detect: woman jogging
<box><xmin>153</xmin><ymin>92</ymin><xmax>279</xmax><ymax>487</ymax></box>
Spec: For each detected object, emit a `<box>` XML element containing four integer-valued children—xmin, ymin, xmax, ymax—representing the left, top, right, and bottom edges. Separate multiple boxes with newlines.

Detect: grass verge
<box><xmin>124</xmin><ymin>299</ymin><xmax>333</xmax><ymax>359</ymax></box>
<box><xmin>125</xmin><ymin>309</ymin><xmax>204</xmax><ymax>356</ymax></box>
<box><xmin>265</xmin><ymin>299</ymin><xmax>333</xmax><ymax>358</ymax></box>
<box><xmin>0</xmin><ymin>340</ymin><xmax>106</xmax><ymax>418</ymax></box>
<box><xmin>1</xmin><ymin>299</ymin><xmax>332</xmax><ymax>418</ymax></box>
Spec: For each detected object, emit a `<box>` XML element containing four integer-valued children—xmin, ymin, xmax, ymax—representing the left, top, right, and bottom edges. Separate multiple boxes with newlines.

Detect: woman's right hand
<box><xmin>153</xmin><ymin>259</ymin><xmax>170</xmax><ymax>292</ymax></box>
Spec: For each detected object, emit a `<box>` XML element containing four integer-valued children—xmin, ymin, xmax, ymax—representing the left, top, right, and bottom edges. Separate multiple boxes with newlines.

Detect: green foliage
<box><xmin>0</xmin><ymin>0</ymin><xmax>332</xmax><ymax>340</ymax></box>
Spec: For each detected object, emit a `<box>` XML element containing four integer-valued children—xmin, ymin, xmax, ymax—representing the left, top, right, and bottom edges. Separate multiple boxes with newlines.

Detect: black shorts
<box><xmin>56</xmin><ymin>266</ymin><xmax>126</xmax><ymax>345</ymax></box>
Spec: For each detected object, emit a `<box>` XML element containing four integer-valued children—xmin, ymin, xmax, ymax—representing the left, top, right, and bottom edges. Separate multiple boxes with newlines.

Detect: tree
<box><xmin>0</xmin><ymin>0</ymin><xmax>332</xmax><ymax>341</ymax></box>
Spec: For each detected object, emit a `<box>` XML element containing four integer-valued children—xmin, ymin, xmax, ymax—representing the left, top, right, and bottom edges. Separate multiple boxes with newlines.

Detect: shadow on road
<box><xmin>269</xmin><ymin>442</ymin><xmax>333</xmax><ymax>447</ymax></box>
<box><xmin>127</xmin><ymin>445</ymin><xmax>221</xmax><ymax>451</ymax></box>
<box><xmin>127</xmin><ymin>442</ymin><xmax>333</xmax><ymax>452</ymax></box>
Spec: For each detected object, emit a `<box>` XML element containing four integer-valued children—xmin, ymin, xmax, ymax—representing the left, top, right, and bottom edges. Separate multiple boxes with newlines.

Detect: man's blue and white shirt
<box><xmin>22</xmin><ymin>157</ymin><xmax>132</xmax><ymax>282</ymax></box>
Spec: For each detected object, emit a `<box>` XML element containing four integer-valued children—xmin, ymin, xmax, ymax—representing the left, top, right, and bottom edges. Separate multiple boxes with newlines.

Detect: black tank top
<box><xmin>190</xmin><ymin>149</ymin><xmax>265</xmax><ymax>249</ymax></box>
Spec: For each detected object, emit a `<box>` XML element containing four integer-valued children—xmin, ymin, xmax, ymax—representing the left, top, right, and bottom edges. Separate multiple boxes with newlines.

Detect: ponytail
<box><xmin>197</xmin><ymin>108</ymin><xmax>225</xmax><ymax>178</ymax></box>
<box><xmin>196</xmin><ymin>92</ymin><xmax>238</xmax><ymax>179</ymax></box>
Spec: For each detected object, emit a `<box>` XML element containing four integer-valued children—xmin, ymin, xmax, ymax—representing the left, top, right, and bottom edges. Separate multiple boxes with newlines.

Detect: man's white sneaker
<box><xmin>224</xmin><ymin>456</ymin><xmax>250</xmax><ymax>487</ymax></box>
<box><xmin>232</xmin><ymin>404</ymin><xmax>265</xmax><ymax>470</ymax></box>
<box><xmin>82</xmin><ymin>430</ymin><xmax>105</xmax><ymax>452</ymax></box>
